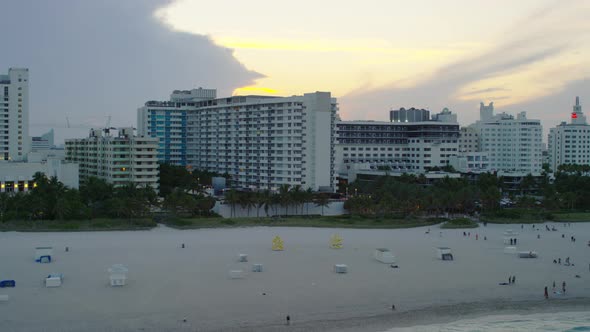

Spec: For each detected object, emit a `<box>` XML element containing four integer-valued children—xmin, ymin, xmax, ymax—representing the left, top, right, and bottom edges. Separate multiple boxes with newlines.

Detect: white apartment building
<box><xmin>548</xmin><ymin>97</ymin><xmax>590</xmax><ymax>171</ymax></box>
<box><xmin>335</xmin><ymin>109</ymin><xmax>460</xmax><ymax>175</ymax></box>
<box><xmin>459</xmin><ymin>126</ymin><xmax>479</xmax><ymax>152</ymax></box>
<box><xmin>0</xmin><ymin>68</ymin><xmax>30</xmax><ymax>161</ymax></box>
<box><xmin>138</xmin><ymin>91</ymin><xmax>337</xmax><ymax>191</ymax></box>
<box><xmin>475</xmin><ymin>102</ymin><xmax>543</xmax><ymax>175</ymax></box>
<box><xmin>65</xmin><ymin>128</ymin><xmax>159</xmax><ymax>189</ymax></box>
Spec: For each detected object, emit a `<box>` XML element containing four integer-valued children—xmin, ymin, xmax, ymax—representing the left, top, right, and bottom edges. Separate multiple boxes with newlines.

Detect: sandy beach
<box><xmin>1</xmin><ymin>222</ymin><xmax>589</xmax><ymax>331</ymax></box>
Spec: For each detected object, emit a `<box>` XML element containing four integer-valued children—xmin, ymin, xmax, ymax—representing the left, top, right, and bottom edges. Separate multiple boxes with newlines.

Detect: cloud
<box><xmin>0</xmin><ymin>0</ymin><xmax>262</xmax><ymax>143</ymax></box>
<box><xmin>340</xmin><ymin>0</ymin><xmax>589</xmax><ymax>128</ymax></box>
<box><xmin>461</xmin><ymin>88</ymin><xmax>511</xmax><ymax>96</ymax></box>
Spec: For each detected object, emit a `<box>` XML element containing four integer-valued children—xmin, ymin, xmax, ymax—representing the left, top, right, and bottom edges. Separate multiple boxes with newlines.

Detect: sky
<box><xmin>1</xmin><ymin>0</ymin><xmax>589</xmax><ymax>143</ymax></box>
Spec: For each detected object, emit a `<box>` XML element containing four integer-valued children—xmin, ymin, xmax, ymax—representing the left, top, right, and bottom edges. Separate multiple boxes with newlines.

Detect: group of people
<box><xmin>553</xmin><ymin>257</ymin><xmax>573</xmax><ymax>266</ymax></box>
<box><xmin>462</xmin><ymin>231</ymin><xmax>486</xmax><ymax>241</ymax></box>
<box><xmin>509</xmin><ymin>238</ymin><xmax>518</xmax><ymax>245</ymax></box>
<box><xmin>508</xmin><ymin>275</ymin><xmax>516</xmax><ymax>284</ymax></box>
<box><xmin>544</xmin><ymin>281</ymin><xmax>567</xmax><ymax>299</ymax></box>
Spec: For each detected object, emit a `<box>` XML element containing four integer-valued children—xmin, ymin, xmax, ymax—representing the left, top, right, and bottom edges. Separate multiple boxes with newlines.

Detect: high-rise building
<box><xmin>458</xmin><ymin>127</ymin><xmax>479</xmax><ymax>152</ymax></box>
<box><xmin>335</xmin><ymin>109</ymin><xmax>460</xmax><ymax>174</ymax></box>
<box><xmin>65</xmin><ymin>128</ymin><xmax>159</xmax><ymax>189</ymax></box>
<box><xmin>474</xmin><ymin>102</ymin><xmax>543</xmax><ymax>175</ymax></box>
<box><xmin>390</xmin><ymin>107</ymin><xmax>430</xmax><ymax>123</ymax></box>
<box><xmin>0</xmin><ymin>68</ymin><xmax>30</xmax><ymax>161</ymax></box>
<box><xmin>548</xmin><ymin>97</ymin><xmax>590</xmax><ymax>171</ymax></box>
<box><xmin>138</xmin><ymin>91</ymin><xmax>337</xmax><ymax>191</ymax></box>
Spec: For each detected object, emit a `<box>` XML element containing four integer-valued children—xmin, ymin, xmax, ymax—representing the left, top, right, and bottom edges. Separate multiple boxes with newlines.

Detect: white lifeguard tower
<box><xmin>108</xmin><ymin>264</ymin><xmax>128</xmax><ymax>286</ymax></box>
<box><xmin>374</xmin><ymin>248</ymin><xmax>396</xmax><ymax>264</ymax></box>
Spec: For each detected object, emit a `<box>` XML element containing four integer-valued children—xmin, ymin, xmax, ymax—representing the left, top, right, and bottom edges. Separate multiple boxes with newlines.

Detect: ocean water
<box><xmin>383</xmin><ymin>311</ymin><xmax>590</xmax><ymax>332</ymax></box>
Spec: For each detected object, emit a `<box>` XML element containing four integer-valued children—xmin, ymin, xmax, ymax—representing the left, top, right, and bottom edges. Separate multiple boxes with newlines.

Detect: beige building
<box><xmin>65</xmin><ymin>128</ymin><xmax>159</xmax><ymax>189</ymax></box>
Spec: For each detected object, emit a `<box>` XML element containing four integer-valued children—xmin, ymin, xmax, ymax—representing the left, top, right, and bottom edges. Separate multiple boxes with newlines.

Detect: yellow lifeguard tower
<box><xmin>330</xmin><ymin>234</ymin><xmax>343</xmax><ymax>249</ymax></box>
<box><xmin>272</xmin><ymin>236</ymin><xmax>284</xmax><ymax>251</ymax></box>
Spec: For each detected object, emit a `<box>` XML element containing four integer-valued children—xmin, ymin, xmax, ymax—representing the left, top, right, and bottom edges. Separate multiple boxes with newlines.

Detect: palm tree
<box><xmin>303</xmin><ymin>188</ymin><xmax>314</xmax><ymax>216</ymax></box>
<box><xmin>314</xmin><ymin>193</ymin><xmax>330</xmax><ymax>216</ymax></box>
<box><xmin>290</xmin><ymin>185</ymin><xmax>304</xmax><ymax>215</ymax></box>
<box><xmin>239</xmin><ymin>192</ymin><xmax>255</xmax><ymax>217</ymax></box>
<box><xmin>278</xmin><ymin>184</ymin><xmax>291</xmax><ymax>217</ymax></box>
<box><xmin>224</xmin><ymin>189</ymin><xmax>239</xmax><ymax>218</ymax></box>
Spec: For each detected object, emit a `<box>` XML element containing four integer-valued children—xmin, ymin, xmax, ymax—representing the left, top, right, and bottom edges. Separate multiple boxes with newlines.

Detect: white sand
<box><xmin>1</xmin><ymin>222</ymin><xmax>589</xmax><ymax>331</ymax></box>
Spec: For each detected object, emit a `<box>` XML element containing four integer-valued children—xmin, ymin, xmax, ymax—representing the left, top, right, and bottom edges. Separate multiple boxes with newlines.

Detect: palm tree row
<box><xmin>223</xmin><ymin>184</ymin><xmax>331</xmax><ymax>218</ymax></box>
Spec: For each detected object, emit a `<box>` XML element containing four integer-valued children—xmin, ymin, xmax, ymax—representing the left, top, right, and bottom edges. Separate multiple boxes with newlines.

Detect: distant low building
<box><xmin>0</xmin><ymin>158</ymin><xmax>79</xmax><ymax>192</ymax></box>
<box><xmin>449</xmin><ymin>152</ymin><xmax>490</xmax><ymax>174</ymax></box>
<box><xmin>65</xmin><ymin>128</ymin><xmax>159</xmax><ymax>189</ymax></box>
<box><xmin>31</xmin><ymin>129</ymin><xmax>55</xmax><ymax>152</ymax></box>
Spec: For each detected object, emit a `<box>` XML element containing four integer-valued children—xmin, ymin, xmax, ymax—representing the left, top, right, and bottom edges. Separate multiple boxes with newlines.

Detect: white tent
<box><xmin>503</xmin><ymin>246</ymin><xmax>517</xmax><ymax>254</ymax></box>
<box><xmin>229</xmin><ymin>270</ymin><xmax>245</xmax><ymax>279</ymax></box>
<box><xmin>45</xmin><ymin>274</ymin><xmax>63</xmax><ymax>288</ymax></box>
<box><xmin>518</xmin><ymin>251</ymin><xmax>538</xmax><ymax>258</ymax></box>
<box><xmin>334</xmin><ymin>264</ymin><xmax>348</xmax><ymax>273</ymax></box>
<box><xmin>435</xmin><ymin>247</ymin><xmax>453</xmax><ymax>261</ymax></box>
<box><xmin>108</xmin><ymin>264</ymin><xmax>128</xmax><ymax>286</ymax></box>
<box><xmin>374</xmin><ymin>248</ymin><xmax>396</xmax><ymax>264</ymax></box>
<box><xmin>503</xmin><ymin>229</ymin><xmax>519</xmax><ymax>236</ymax></box>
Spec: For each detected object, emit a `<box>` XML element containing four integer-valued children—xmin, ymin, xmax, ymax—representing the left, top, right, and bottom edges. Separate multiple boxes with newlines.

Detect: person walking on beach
<box><xmin>558</xmin><ymin>258</ymin><xmax>561</xmax><ymax>264</ymax></box>
<box><xmin>544</xmin><ymin>286</ymin><xmax>549</xmax><ymax>299</ymax></box>
<box><xmin>553</xmin><ymin>281</ymin><xmax>556</xmax><ymax>293</ymax></box>
<box><xmin>511</xmin><ymin>276</ymin><xmax>515</xmax><ymax>284</ymax></box>
<box><xmin>286</xmin><ymin>315</ymin><xmax>290</xmax><ymax>325</ymax></box>
<box><xmin>562</xmin><ymin>281</ymin><xmax>566</xmax><ymax>293</ymax></box>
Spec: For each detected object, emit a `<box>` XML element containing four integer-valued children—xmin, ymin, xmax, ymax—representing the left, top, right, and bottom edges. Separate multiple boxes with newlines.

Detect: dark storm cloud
<box><xmin>0</xmin><ymin>0</ymin><xmax>262</xmax><ymax>143</ymax></box>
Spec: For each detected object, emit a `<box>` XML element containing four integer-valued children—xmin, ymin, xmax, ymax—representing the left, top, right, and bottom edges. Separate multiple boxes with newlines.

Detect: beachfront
<box><xmin>1</xmin><ymin>222</ymin><xmax>589</xmax><ymax>331</ymax></box>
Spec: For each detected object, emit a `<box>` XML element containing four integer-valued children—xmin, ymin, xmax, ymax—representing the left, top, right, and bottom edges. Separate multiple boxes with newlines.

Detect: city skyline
<box><xmin>1</xmin><ymin>0</ymin><xmax>589</xmax><ymax>143</ymax></box>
